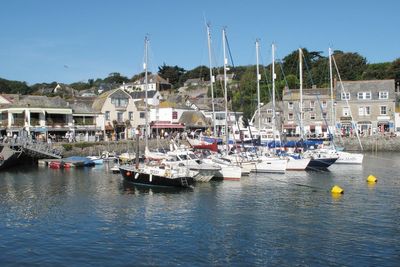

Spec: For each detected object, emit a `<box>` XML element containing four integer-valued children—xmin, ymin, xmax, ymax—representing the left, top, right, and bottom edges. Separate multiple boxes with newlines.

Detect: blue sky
<box><xmin>0</xmin><ymin>0</ymin><xmax>398</xmax><ymax>84</ymax></box>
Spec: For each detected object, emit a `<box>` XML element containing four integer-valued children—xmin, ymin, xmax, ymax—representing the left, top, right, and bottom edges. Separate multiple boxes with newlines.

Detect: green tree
<box><xmin>332</xmin><ymin>51</ymin><xmax>367</xmax><ymax>80</ymax></box>
<box><xmin>387</xmin><ymin>58</ymin><xmax>400</xmax><ymax>80</ymax></box>
<box><xmin>362</xmin><ymin>62</ymin><xmax>391</xmax><ymax>80</ymax></box>
<box><xmin>104</xmin><ymin>72</ymin><xmax>129</xmax><ymax>85</ymax></box>
<box><xmin>157</xmin><ymin>63</ymin><xmax>185</xmax><ymax>88</ymax></box>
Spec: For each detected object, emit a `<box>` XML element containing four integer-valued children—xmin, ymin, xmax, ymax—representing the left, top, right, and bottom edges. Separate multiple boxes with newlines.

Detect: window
<box><xmin>265</xmin><ymin>117</ymin><xmax>272</xmax><ymax>123</ymax></box>
<box><xmin>288</xmin><ymin>102</ymin><xmax>293</xmax><ymax>109</ymax></box>
<box><xmin>288</xmin><ymin>113</ymin><xmax>294</xmax><ymax>120</ymax></box>
<box><xmin>379</xmin><ymin>91</ymin><xmax>389</xmax><ymax>99</ymax></box>
<box><xmin>380</xmin><ymin>106</ymin><xmax>387</xmax><ymax>115</ymax></box>
<box><xmin>358</xmin><ymin>106</ymin><xmax>370</xmax><ymax>116</ymax></box>
<box><xmin>117</xmin><ymin>112</ymin><xmax>123</xmax><ymax>122</ymax></box>
<box><xmin>112</xmin><ymin>97</ymin><xmax>128</xmax><ymax>107</ymax></box>
<box><xmin>341</xmin><ymin>92</ymin><xmax>350</xmax><ymax>100</ymax></box>
<box><xmin>343</xmin><ymin>107</ymin><xmax>350</xmax><ymax>116</ymax></box>
<box><xmin>322</xmin><ymin>112</ymin><xmax>327</xmax><ymax>119</ymax></box>
<box><xmin>310</xmin><ymin>101</ymin><xmax>315</xmax><ymax>108</ymax></box>
<box><xmin>357</xmin><ymin>92</ymin><xmax>371</xmax><ymax>100</ymax></box>
<box><xmin>172</xmin><ymin>111</ymin><xmax>178</xmax><ymax>120</ymax></box>
<box><xmin>322</xmin><ymin>101</ymin><xmax>327</xmax><ymax>108</ymax></box>
<box><xmin>128</xmin><ymin>112</ymin><xmax>133</xmax><ymax>120</ymax></box>
<box><xmin>105</xmin><ymin>111</ymin><xmax>110</xmax><ymax>121</ymax></box>
<box><xmin>216</xmin><ymin>113</ymin><xmax>225</xmax><ymax>120</ymax></box>
<box><xmin>310</xmin><ymin>113</ymin><xmax>316</xmax><ymax>120</ymax></box>
<box><xmin>267</xmin><ymin>109</ymin><xmax>273</xmax><ymax>114</ymax></box>
<box><xmin>140</xmin><ymin>112</ymin><xmax>145</xmax><ymax>119</ymax></box>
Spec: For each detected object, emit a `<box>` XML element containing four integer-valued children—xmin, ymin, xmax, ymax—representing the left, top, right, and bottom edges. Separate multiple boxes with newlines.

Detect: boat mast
<box><xmin>206</xmin><ymin>24</ymin><xmax>216</xmax><ymax>136</ymax></box>
<box><xmin>299</xmin><ymin>48</ymin><xmax>303</xmax><ymax>138</ymax></box>
<box><xmin>256</xmin><ymin>39</ymin><xmax>261</xmax><ymax>131</ymax></box>
<box><xmin>272</xmin><ymin>43</ymin><xmax>276</xmax><ymax>135</ymax></box>
<box><xmin>328</xmin><ymin>47</ymin><xmax>335</xmax><ymax>138</ymax></box>
<box><xmin>144</xmin><ymin>36</ymin><xmax>149</xmax><ymax>150</ymax></box>
<box><xmin>222</xmin><ymin>28</ymin><xmax>229</xmax><ymax>154</ymax></box>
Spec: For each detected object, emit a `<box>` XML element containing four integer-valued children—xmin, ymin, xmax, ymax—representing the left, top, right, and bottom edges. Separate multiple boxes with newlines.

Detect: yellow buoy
<box><xmin>331</xmin><ymin>185</ymin><xmax>344</xmax><ymax>194</ymax></box>
<box><xmin>367</xmin><ymin>175</ymin><xmax>377</xmax><ymax>183</ymax></box>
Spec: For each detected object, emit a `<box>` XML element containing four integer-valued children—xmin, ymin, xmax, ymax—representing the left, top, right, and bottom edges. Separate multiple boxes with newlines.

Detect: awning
<box><xmin>283</xmin><ymin>124</ymin><xmax>296</xmax><ymax>129</ymax></box>
<box><xmin>151</xmin><ymin>123</ymin><xmax>185</xmax><ymax>129</ymax></box>
<box><xmin>9</xmin><ymin>109</ymin><xmax>25</xmax><ymax>114</ymax></box>
<box><xmin>46</xmin><ymin>109</ymin><xmax>72</xmax><ymax>114</ymax></box>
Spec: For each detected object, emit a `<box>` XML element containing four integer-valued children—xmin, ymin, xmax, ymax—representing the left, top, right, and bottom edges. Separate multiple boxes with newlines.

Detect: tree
<box><xmin>332</xmin><ymin>51</ymin><xmax>367</xmax><ymax>80</ymax></box>
<box><xmin>361</xmin><ymin>62</ymin><xmax>391</xmax><ymax>80</ymax></box>
<box><xmin>157</xmin><ymin>63</ymin><xmax>185</xmax><ymax>88</ymax></box>
<box><xmin>387</xmin><ymin>58</ymin><xmax>400</xmax><ymax>80</ymax></box>
<box><xmin>104</xmin><ymin>72</ymin><xmax>129</xmax><ymax>85</ymax></box>
<box><xmin>180</xmin><ymin>65</ymin><xmax>210</xmax><ymax>83</ymax></box>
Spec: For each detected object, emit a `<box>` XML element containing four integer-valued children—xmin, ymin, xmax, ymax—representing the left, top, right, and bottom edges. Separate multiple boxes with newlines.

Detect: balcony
<box><xmin>46</xmin><ymin>119</ymin><xmax>68</xmax><ymax>128</ymax></box>
<box><xmin>11</xmin><ymin>118</ymin><xmax>25</xmax><ymax>127</ymax></box>
<box><xmin>30</xmin><ymin>118</ymin><xmax>40</xmax><ymax>126</ymax></box>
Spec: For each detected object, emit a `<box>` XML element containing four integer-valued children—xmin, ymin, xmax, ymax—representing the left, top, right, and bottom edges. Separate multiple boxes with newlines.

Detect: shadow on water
<box><xmin>120</xmin><ymin>180</ymin><xmax>193</xmax><ymax>195</ymax></box>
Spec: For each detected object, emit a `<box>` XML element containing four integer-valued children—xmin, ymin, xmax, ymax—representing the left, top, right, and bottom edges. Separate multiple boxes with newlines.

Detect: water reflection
<box><xmin>120</xmin><ymin>180</ymin><xmax>193</xmax><ymax>195</ymax></box>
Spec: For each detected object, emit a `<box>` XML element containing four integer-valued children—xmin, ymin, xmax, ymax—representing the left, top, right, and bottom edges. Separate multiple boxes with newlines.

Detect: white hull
<box><xmin>251</xmin><ymin>158</ymin><xmax>287</xmax><ymax>173</ymax></box>
<box><xmin>286</xmin><ymin>157</ymin><xmax>310</xmax><ymax>171</ymax></box>
<box><xmin>335</xmin><ymin>151</ymin><xmax>364</xmax><ymax>164</ymax></box>
<box><xmin>215</xmin><ymin>165</ymin><xmax>242</xmax><ymax>180</ymax></box>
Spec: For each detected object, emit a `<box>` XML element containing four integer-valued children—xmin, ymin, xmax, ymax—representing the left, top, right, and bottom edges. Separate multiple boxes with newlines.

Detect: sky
<box><xmin>0</xmin><ymin>0</ymin><xmax>398</xmax><ymax>85</ymax></box>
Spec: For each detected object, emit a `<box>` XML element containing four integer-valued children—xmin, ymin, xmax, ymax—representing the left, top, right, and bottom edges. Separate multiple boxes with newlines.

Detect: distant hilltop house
<box><xmin>215</xmin><ymin>73</ymin><xmax>235</xmax><ymax>82</ymax></box>
<box><xmin>183</xmin><ymin>78</ymin><xmax>208</xmax><ymax>87</ymax></box>
<box><xmin>36</xmin><ymin>83</ymin><xmax>78</xmax><ymax>97</ymax></box>
<box><xmin>120</xmin><ymin>74</ymin><xmax>172</xmax><ymax>93</ymax></box>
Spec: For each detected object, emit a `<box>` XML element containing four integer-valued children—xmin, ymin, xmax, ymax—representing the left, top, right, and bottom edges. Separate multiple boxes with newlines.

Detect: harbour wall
<box><xmin>55</xmin><ymin>139</ymin><xmax>183</xmax><ymax>158</ymax></box>
<box><xmin>55</xmin><ymin>136</ymin><xmax>400</xmax><ymax>157</ymax></box>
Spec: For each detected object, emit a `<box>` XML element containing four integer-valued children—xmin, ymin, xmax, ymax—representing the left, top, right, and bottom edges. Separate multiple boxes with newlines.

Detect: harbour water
<box><xmin>0</xmin><ymin>153</ymin><xmax>399</xmax><ymax>266</ymax></box>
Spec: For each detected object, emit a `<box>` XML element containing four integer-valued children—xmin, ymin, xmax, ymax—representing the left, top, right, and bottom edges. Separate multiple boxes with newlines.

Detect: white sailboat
<box><xmin>329</xmin><ymin>48</ymin><xmax>364</xmax><ymax>165</ymax></box>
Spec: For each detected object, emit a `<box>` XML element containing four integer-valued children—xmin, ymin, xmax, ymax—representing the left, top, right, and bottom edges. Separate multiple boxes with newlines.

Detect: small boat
<box><xmin>119</xmin><ymin>163</ymin><xmax>197</xmax><ymax>188</ymax></box>
<box><xmin>187</xmin><ymin>138</ymin><xmax>218</xmax><ymax>152</ymax></box>
<box><xmin>303</xmin><ymin>149</ymin><xmax>338</xmax><ymax>169</ymax></box>
<box><xmin>86</xmin><ymin>156</ymin><xmax>104</xmax><ymax>165</ymax></box>
<box><xmin>49</xmin><ymin>161</ymin><xmax>64</xmax><ymax>169</ymax></box>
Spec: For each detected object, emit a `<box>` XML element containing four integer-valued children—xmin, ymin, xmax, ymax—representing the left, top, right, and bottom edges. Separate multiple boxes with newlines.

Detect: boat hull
<box><xmin>251</xmin><ymin>159</ymin><xmax>287</xmax><ymax>173</ymax></box>
<box><xmin>336</xmin><ymin>152</ymin><xmax>364</xmax><ymax>164</ymax></box>
<box><xmin>286</xmin><ymin>157</ymin><xmax>311</xmax><ymax>171</ymax></box>
<box><xmin>307</xmin><ymin>157</ymin><xmax>338</xmax><ymax>169</ymax></box>
<box><xmin>120</xmin><ymin>165</ymin><xmax>195</xmax><ymax>188</ymax></box>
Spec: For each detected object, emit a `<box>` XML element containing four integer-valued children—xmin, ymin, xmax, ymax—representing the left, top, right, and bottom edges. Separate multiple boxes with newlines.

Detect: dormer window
<box><xmin>379</xmin><ymin>91</ymin><xmax>389</xmax><ymax>99</ymax></box>
<box><xmin>111</xmin><ymin>97</ymin><xmax>128</xmax><ymax>107</ymax></box>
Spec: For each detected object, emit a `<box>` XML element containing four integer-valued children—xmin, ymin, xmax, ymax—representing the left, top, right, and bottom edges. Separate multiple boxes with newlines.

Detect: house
<box><xmin>69</xmin><ymin>99</ymin><xmax>102</xmax><ymax>142</ymax></box>
<box><xmin>130</xmin><ymin>90</ymin><xmax>162</xmax><ymax>106</ymax></box>
<box><xmin>130</xmin><ymin>74</ymin><xmax>172</xmax><ymax>92</ymax></box>
<box><xmin>282</xmin><ymin>87</ymin><xmax>334</xmax><ymax>137</ymax></box>
<box><xmin>335</xmin><ymin>79</ymin><xmax>396</xmax><ymax>136</ymax></box>
<box><xmin>0</xmin><ymin>94</ymin><xmax>74</xmax><ymax>141</ymax></box>
<box><xmin>251</xmin><ymin>101</ymin><xmax>284</xmax><ymax>132</ymax></box>
<box><xmin>92</xmin><ymin>89</ymin><xmax>137</xmax><ymax>140</ymax></box>
<box><xmin>183</xmin><ymin>78</ymin><xmax>208</xmax><ymax>87</ymax></box>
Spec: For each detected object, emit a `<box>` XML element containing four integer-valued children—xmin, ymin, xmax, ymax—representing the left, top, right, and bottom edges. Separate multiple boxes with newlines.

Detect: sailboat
<box><xmin>119</xmin><ymin>37</ymin><xmax>196</xmax><ymax>188</ymax></box>
<box><xmin>293</xmin><ymin>48</ymin><xmax>339</xmax><ymax>169</ymax></box>
<box><xmin>329</xmin><ymin>48</ymin><xmax>364</xmax><ymax>165</ymax></box>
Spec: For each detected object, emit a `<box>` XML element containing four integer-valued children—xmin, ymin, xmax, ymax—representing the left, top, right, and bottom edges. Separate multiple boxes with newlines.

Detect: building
<box><xmin>125</xmin><ymin>74</ymin><xmax>172</xmax><ymax>92</ymax></box>
<box><xmin>251</xmin><ymin>101</ymin><xmax>284</xmax><ymax>131</ymax></box>
<box><xmin>282</xmin><ymin>87</ymin><xmax>334</xmax><ymax>137</ymax></box>
<box><xmin>92</xmin><ymin>89</ymin><xmax>137</xmax><ymax>140</ymax></box>
<box><xmin>335</xmin><ymin>79</ymin><xmax>396</xmax><ymax>136</ymax></box>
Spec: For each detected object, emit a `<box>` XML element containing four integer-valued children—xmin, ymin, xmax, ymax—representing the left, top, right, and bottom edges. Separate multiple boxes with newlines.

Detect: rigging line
<box><xmin>332</xmin><ymin>54</ymin><xmax>364</xmax><ymax>151</ymax></box>
<box><xmin>302</xmin><ymin>51</ymin><xmax>315</xmax><ymax>86</ymax></box>
<box><xmin>315</xmin><ymin>94</ymin><xmax>335</xmax><ymax>146</ymax></box>
<box><xmin>278</xmin><ymin>60</ymin><xmax>302</xmax><ymax>129</ymax></box>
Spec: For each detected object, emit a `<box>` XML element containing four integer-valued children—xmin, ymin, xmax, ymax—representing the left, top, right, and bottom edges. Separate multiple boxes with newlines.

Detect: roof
<box><xmin>337</xmin><ymin>79</ymin><xmax>395</xmax><ymax>91</ymax></box>
<box><xmin>178</xmin><ymin>110</ymin><xmax>210</xmax><ymax>128</ymax></box>
<box><xmin>1</xmin><ymin>95</ymin><xmax>70</xmax><ymax>108</ymax></box>
<box><xmin>130</xmin><ymin>90</ymin><xmax>158</xmax><ymax>99</ymax></box>
<box><xmin>92</xmin><ymin>88</ymin><xmax>130</xmax><ymax>112</ymax></box>
<box><xmin>133</xmin><ymin>74</ymin><xmax>170</xmax><ymax>85</ymax></box>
